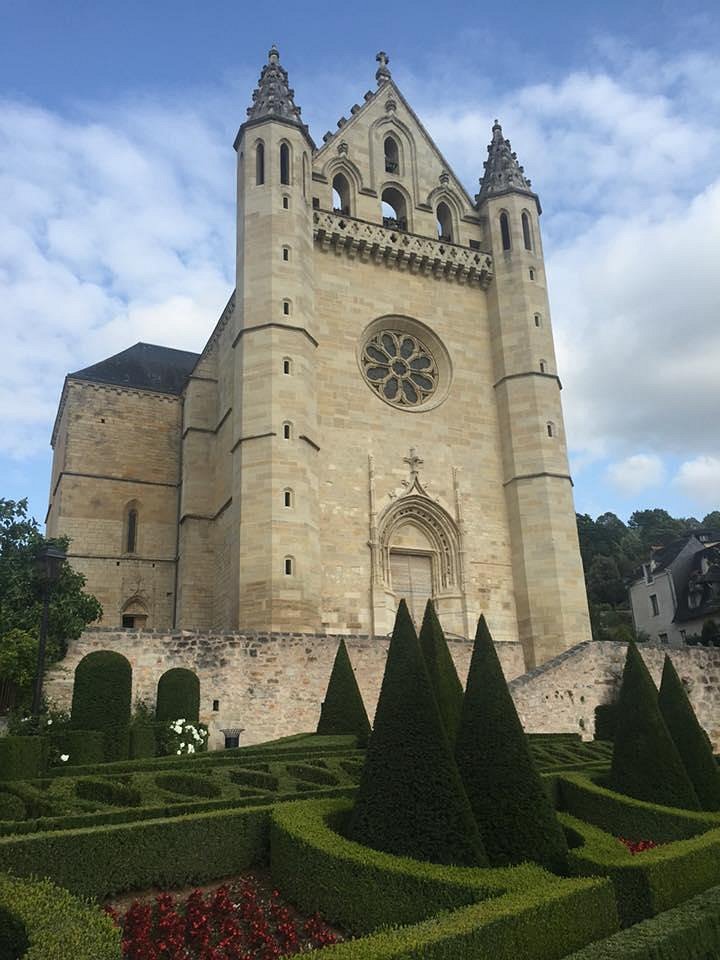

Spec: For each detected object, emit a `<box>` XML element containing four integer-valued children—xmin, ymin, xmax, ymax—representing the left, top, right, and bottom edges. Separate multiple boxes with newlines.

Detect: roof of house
<box><xmin>673</xmin><ymin>544</ymin><xmax>720</xmax><ymax>624</ymax></box>
<box><xmin>69</xmin><ymin>342</ymin><xmax>200</xmax><ymax>396</ymax></box>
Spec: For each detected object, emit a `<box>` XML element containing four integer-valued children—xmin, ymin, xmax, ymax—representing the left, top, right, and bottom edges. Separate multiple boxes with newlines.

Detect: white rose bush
<box><xmin>165</xmin><ymin>718</ymin><xmax>209</xmax><ymax>757</ymax></box>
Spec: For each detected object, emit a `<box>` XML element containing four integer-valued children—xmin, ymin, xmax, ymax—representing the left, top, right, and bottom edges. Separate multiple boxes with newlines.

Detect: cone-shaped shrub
<box><xmin>455</xmin><ymin>615</ymin><xmax>569</xmax><ymax>873</ymax></box>
<box><xmin>346</xmin><ymin>600</ymin><xmax>487</xmax><ymax>866</ymax></box>
<box><xmin>316</xmin><ymin>639</ymin><xmax>371</xmax><ymax>746</ymax></box>
<box><xmin>610</xmin><ymin>642</ymin><xmax>700</xmax><ymax>809</ymax></box>
<box><xmin>659</xmin><ymin>655</ymin><xmax>720</xmax><ymax>810</ymax></box>
<box><xmin>418</xmin><ymin>600</ymin><xmax>464</xmax><ymax>745</ymax></box>
<box><xmin>71</xmin><ymin>651</ymin><xmax>132</xmax><ymax>762</ymax></box>
<box><xmin>156</xmin><ymin>668</ymin><xmax>200</xmax><ymax>722</ymax></box>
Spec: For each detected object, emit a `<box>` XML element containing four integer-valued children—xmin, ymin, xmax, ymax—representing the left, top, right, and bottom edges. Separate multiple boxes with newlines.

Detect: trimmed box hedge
<box><xmin>562</xmin><ymin>813</ymin><xmax>720</xmax><ymax>926</ymax></box>
<box><xmin>557</xmin><ymin>773</ymin><xmax>720</xmax><ymax>842</ymax></box>
<box><xmin>0</xmin><ymin>737</ymin><xmax>44</xmax><ymax>782</ymax></box>
<box><xmin>49</xmin><ymin>730</ymin><xmax>105</xmax><ymax>768</ymax></box>
<box><xmin>564</xmin><ymin>882</ymin><xmax>720</xmax><ymax>959</ymax></box>
<box><xmin>270</xmin><ymin>797</ymin><xmax>618</xmax><ymax>951</ymax></box>
<box><xmin>0</xmin><ymin>873</ymin><xmax>121</xmax><ymax>959</ymax></box>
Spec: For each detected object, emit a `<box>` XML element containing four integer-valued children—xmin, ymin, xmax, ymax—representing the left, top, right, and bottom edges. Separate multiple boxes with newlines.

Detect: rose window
<box><xmin>361</xmin><ymin>331</ymin><xmax>438</xmax><ymax>407</ymax></box>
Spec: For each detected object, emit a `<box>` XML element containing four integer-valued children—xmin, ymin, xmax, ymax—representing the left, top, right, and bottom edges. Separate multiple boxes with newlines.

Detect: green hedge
<box><xmin>0</xmin><ymin>802</ymin><xmax>271</xmax><ymax>899</ymax></box>
<box><xmin>0</xmin><ymin>791</ymin><xmax>25</xmax><ymax>821</ymax></box>
<box><xmin>229</xmin><ymin>768</ymin><xmax>279</xmax><ymax>791</ymax></box>
<box><xmin>271</xmin><ymin>798</ymin><xmax>618</xmax><ymax>955</ymax></box>
<box><xmin>50</xmin><ymin>730</ymin><xmax>105</xmax><ymax>768</ymax></box>
<box><xmin>0</xmin><ymin>737</ymin><xmax>44</xmax><ymax>782</ymax></box>
<box><xmin>71</xmin><ymin>651</ymin><xmax>132</xmax><ymax>762</ymax></box>
<box><xmin>285</xmin><ymin>764</ymin><xmax>339</xmax><ymax>786</ymax></box>
<box><xmin>316</xmin><ymin>639</ymin><xmax>371</xmax><ymax>746</ymax></box>
<box><xmin>129</xmin><ymin>723</ymin><xmax>156</xmax><ymax>760</ymax></box>
<box><xmin>563</xmin><ymin>813</ymin><xmax>720</xmax><ymax>927</ymax></box>
<box><xmin>75</xmin><ymin>777</ymin><xmax>142</xmax><ymax>807</ymax></box>
<box><xmin>155</xmin><ymin>772</ymin><xmax>221</xmax><ymax>799</ymax></box>
<box><xmin>557</xmin><ymin>773</ymin><xmax>720</xmax><ymax>842</ymax></box>
<box><xmin>564</xmin><ymin>882</ymin><xmax>720</xmax><ymax>959</ymax></box>
<box><xmin>0</xmin><ymin>873</ymin><xmax>121</xmax><ymax>959</ymax></box>
<box><xmin>155</xmin><ymin>668</ymin><xmax>200</xmax><ymax>723</ymax></box>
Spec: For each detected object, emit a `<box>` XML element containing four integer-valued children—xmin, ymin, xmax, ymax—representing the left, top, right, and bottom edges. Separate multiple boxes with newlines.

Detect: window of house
<box><xmin>500</xmin><ymin>212</ymin><xmax>511</xmax><ymax>251</ymax></box>
<box><xmin>122</xmin><ymin>615</ymin><xmax>135</xmax><ymax>629</ymax></box>
<box><xmin>384</xmin><ymin>136</ymin><xmax>399</xmax><ymax>174</ymax></box>
<box><xmin>212</xmin><ymin>699</ymin><xmax>220</xmax><ymax>712</ymax></box>
<box><xmin>469</xmin><ymin>239</ymin><xmax>481</xmax><ymax>250</ymax></box>
<box><xmin>650</xmin><ymin>594</ymin><xmax>660</xmax><ymax>616</ymax></box>
<box><xmin>436</xmin><ymin>201</ymin><xmax>453</xmax><ymax>242</ymax></box>
<box><xmin>312</xmin><ymin>197</ymin><xmax>320</xmax><ymax>209</ymax></box>
<box><xmin>280</xmin><ymin>143</ymin><xmax>291</xmax><ymax>185</ymax></box>
<box><xmin>680</xmin><ymin>629</ymin><xmax>687</xmax><ymax>642</ymax></box>
<box><xmin>284</xmin><ymin>556</ymin><xmax>294</xmax><ymax>575</ymax></box>
<box><xmin>126</xmin><ymin>509</ymin><xmax>138</xmax><ymax>553</ymax></box>
<box><xmin>256</xmin><ymin>142</ymin><xmax>265</xmax><ymax>185</ymax></box>
<box><xmin>522</xmin><ymin>211</ymin><xmax>533</xmax><ymax>251</ymax></box>
<box><xmin>659</xmin><ymin>632</ymin><xmax>668</xmax><ymax>643</ymax></box>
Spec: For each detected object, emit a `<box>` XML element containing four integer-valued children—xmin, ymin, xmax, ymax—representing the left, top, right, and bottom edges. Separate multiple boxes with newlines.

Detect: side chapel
<box><xmin>46</xmin><ymin>49</ymin><xmax>591</xmax><ymax>669</ymax></box>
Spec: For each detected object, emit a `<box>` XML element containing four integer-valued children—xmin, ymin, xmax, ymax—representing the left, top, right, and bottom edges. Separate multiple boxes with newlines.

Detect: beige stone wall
<box><xmin>44</xmin><ymin>629</ymin><xmax>526</xmax><ymax>749</ymax></box>
<box><xmin>46</xmin><ymin>380</ymin><xmax>181</xmax><ymax>628</ymax></box>
<box><xmin>510</xmin><ymin>640</ymin><xmax>720</xmax><ymax>750</ymax></box>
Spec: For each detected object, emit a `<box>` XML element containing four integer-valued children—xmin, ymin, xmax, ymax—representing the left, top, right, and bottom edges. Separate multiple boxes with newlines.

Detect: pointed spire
<box><xmin>375</xmin><ymin>51</ymin><xmax>391</xmax><ymax>86</ymax></box>
<box><xmin>475</xmin><ymin>119</ymin><xmax>540</xmax><ymax>212</ymax></box>
<box><xmin>237</xmin><ymin>46</ymin><xmax>313</xmax><ymax>147</ymax></box>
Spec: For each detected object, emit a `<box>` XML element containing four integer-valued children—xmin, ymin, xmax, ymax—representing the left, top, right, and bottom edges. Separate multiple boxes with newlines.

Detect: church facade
<box><xmin>46</xmin><ymin>49</ymin><xmax>590</xmax><ymax>669</ymax></box>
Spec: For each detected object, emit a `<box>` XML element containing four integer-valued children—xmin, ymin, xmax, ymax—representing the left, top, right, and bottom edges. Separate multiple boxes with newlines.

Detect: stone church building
<box><xmin>47</xmin><ymin>47</ymin><xmax>590</xmax><ymax>673</ymax></box>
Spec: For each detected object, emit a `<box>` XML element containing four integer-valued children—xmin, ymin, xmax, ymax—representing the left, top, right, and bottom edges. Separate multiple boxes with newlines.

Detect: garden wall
<box><xmin>510</xmin><ymin>641</ymin><xmax>720</xmax><ymax>749</ymax></box>
<box><xmin>45</xmin><ymin>630</ymin><xmax>526</xmax><ymax>748</ymax></box>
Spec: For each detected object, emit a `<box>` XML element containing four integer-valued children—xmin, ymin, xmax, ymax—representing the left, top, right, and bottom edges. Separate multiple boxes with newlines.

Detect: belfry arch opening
<box><xmin>381</xmin><ymin>187</ymin><xmax>407</xmax><ymax>231</ymax></box>
<box><xmin>332</xmin><ymin>172</ymin><xmax>351</xmax><ymax>214</ymax></box>
<box><xmin>384</xmin><ymin>136</ymin><xmax>399</xmax><ymax>174</ymax></box>
<box><xmin>436</xmin><ymin>201</ymin><xmax>453</xmax><ymax>242</ymax></box>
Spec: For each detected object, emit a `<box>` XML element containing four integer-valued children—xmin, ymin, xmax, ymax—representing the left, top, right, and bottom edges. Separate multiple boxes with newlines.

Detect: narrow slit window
<box><xmin>546</xmin><ymin>421</ymin><xmax>555</xmax><ymax>438</ymax></box>
<box><xmin>283</xmin><ymin>489</ymin><xmax>293</xmax><ymax>508</ymax></box>
<box><xmin>529</xmin><ymin>267</ymin><xmax>536</xmax><ymax>280</ymax></box>
<box><xmin>534</xmin><ymin>314</ymin><xmax>541</xmax><ymax>327</ymax></box>
<box><xmin>500</xmin><ymin>212</ymin><xmax>511</xmax><ymax>251</ymax></box>
<box><xmin>280</xmin><ymin>143</ymin><xmax>291</xmax><ymax>185</ymax></box>
<box><xmin>284</xmin><ymin>556</ymin><xmax>294</xmax><ymax>576</ymax></box>
<box><xmin>282</xmin><ymin>246</ymin><xmax>290</xmax><ymax>262</ymax></box>
<box><xmin>283</xmin><ymin>358</ymin><xmax>292</xmax><ymax>375</ymax></box>
<box><xmin>283</xmin><ymin>422</ymin><xmax>292</xmax><ymax>439</ymax></box>
<box><xmin>522</xmin><ymin>211</ymin><xmax>533</xmax><ymax>251</ymax></box>
<box><xmin>282</xmin><ymin>300</ymin><xmax>291</xmax><ymax>316</ymax></box>
<box><xmin>126</xmin><ymin>509</ymin><xmax>138</xmax><ymax>553</ymax></box>
<box><xmin>282</xmin><ymin>195</ymin><xmax>290</xmax><ymax>209</ymax></box>
<box><xmin>256</xmin><ymin>142</ymin><xmax>265</xmax><ymax>185</ymax></box>
<box><xmin>539</xmin><ymin>360</ymin><xmax>547</xmax><ymax>373</ymax></box>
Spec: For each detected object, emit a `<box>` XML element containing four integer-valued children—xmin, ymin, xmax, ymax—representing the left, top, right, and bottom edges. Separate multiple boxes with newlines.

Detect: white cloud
<box><xmin>673</xmin><ymin>457</ymin><xmax>720</xmax><ymax>507</ymax></box>
<box><xmin>606</xmin><ymin>454</ymin><xmax>666</xmax><ymax>495</ymax></box>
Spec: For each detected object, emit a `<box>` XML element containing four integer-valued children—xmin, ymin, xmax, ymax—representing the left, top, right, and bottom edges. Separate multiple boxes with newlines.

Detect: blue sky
<box><xmin>2</xmin><ymin>0</ymin><xmax>720</xmax><ymax>527</ymax></box>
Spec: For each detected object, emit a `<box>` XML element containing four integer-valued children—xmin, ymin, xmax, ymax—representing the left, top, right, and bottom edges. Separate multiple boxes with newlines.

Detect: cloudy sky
<box><xmin>2</xmin><ymin>0</ymin><xmax>719</xmax><ymax>526</ymax></box>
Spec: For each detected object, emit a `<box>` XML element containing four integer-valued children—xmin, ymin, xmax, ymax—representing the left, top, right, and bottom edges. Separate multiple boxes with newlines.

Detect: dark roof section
<box><xmin>69</xmin><ymin>342</ymin><xmax>200</xmax><ymax>396</ymax></box>
<box><xmin>673</xmin><ymin>544</ymin><xmax>720</xmax><ymax>624</ymax></box>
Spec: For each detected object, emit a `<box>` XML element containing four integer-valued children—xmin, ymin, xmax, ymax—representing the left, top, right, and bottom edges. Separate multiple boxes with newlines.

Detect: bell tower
<box><xmin>476</xmin><ymin>121</ymin><xmax>591</xmax><ymax>666</ymax></box>
<box><xmin>231</xmin><ymin>46</ymin><xmax>321</xmax><ymax>630</ymax></box>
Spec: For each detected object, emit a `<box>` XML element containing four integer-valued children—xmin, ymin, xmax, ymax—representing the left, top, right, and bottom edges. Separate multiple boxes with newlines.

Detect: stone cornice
<box><xmin>313</xmin><ymin>209</ymin><xmax>493</xmax><ymax>288</ymax></box>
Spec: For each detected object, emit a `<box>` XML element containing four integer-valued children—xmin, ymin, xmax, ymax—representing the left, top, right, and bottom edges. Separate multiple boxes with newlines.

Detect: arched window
<box><xmin>302</xmin><ymin>153</ymin><xmax>309</xmax><ymax>199</ymax></box>
<box><xmin>500</xmin><ymin>212</ymin><xmax>511</xmax><ymax>251</ymax></box>
<box><xmin>534</xmin><ymin>313</ymin><xmax>542</xmax><ymax>327</ymax></box>
<box><xmin>546</xmin><ymin>421</ymin><xmax>555</xmax><ymax>438</ymax></box>
<box><xmin>284</xmin><ymin>556</ymin><xmax>294</xmax><ymax>575</ymax></box>
<box><xmin>384</xmin><ymin>136</ymin><xmax>399</xmax><ymax>174</ymax></box>
<box><xmin>126</xmin><ymin>509</ymin><xmax>138</xmax><ymax>553</ymax></box>
<box><xmin>436</xmin><ymin>201</ymin><xmax>453</xmax><ymax>242</ymax></box>
<box><xmin>539</xmin><ymin>359</ymin><xmax>547</xmax><ymax>373</ymax></box>
<box><xmin>256</xmin><ymin>142</ymin><xmax>265</xmax><ymax>185</ymax></box>
<box><xmin>332</xmin><ymin>172</ymin><xmax>351</xmax><ymax>214</ymax></box>
<box><xmin>522</xmin><ymin>211</ymin><xmax>533</xmax><ymax>251</ymax></box>
<box><xmin>283</xmin><ymin>488</ymin><xmax>294</xmax><ymax>508</ymax></box>
<box><xmin>529</xmin><ymin>267</ymin><xmax>536</xmax><ymax>280</ymax></box>
<box><xmin>282</xmin><ymin>195</ymin><xmax>290</xmax><ymax>209</ymax></box>
<box><xmin>282</xmin><ymin>357</ymin><xmax>292</xmax><ymax>375</ymax></box>
<box><xmin>283</xmin><ymin>422</ymin><xmax>292</xmax><ymax>440</ymax></box>
<box><xmin>280</xmin><ymin>143</ymin><xmax>291</xmax><ymax>185</ymax></box>
<box><xmin>381</xmin><ymin>187</ymin><xmax>407</xmax><ymax>231</ymax></box>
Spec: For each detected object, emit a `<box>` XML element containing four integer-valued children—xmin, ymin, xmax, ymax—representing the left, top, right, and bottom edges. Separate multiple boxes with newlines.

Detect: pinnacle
<box><xmin>475</xmin><ymin>118</ymin><xmax>538</xmax><ymax>210</ymax></box>
<box><xmin>244</xmin><ymin>45</ymin><xmax>305</xmax><ymax>129</ymax></box>
<box><xmin>375</xmin><ymin>50</ymin><xmax>391</xmax><ymax>86</ymax></box>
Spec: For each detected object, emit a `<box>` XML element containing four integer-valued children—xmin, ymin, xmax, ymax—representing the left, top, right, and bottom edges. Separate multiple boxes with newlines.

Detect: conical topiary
<box><xmin>316</xmin><ymin>639</ymin><xmax>371</xmax><ymax>746</ymax></box>
<box><xmin>455</xmin><ymin>615</ymin><xmax>569</xmax><ymax>873</ymax></box>
<box><xmin>346</xmin><ymin>600</ymin><xmax>487</xmax><ymax>866</ymax></box>
<box><xmin>418</xmin><ymin>600</ymin><xmax>464</xmax><ymax>744</ymax></box>
<box><xmin>658</xmin><ymin>655</ymin><xmax>720</xmax><ymax>810</ymax></box>
<box><xmin>611</xmin><ymin>642</ymin><xmax>700</xmax><ymax>809</ymax></box>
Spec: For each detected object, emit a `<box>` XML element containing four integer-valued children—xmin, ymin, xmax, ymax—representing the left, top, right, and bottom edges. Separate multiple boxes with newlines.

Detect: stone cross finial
<box><xmin>376</xmin><ymin>51</ymin><xmax>391</xmax><ymax>85</ymax></box>
<box><xmin>404</xmin><ymin>447</ymin><xmax>424</xmax><ymax>482</ymax></box>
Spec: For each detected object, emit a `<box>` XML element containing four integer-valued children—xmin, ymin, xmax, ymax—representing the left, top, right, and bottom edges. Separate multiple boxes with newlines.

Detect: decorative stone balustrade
<box><xmin>313</xmin><ymin>210</ymin><xmax>493</xmax><ymax>289</ymax></box>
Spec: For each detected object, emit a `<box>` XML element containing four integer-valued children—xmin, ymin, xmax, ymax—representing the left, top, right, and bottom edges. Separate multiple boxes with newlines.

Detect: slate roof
<box><xmin>69</xmin><ymin>342</ymin><xmax>200</xmax><ymax>396</ymax></box>
<box><xmin>673</xmin><ymin>544</ymin><xmax>720</xmax><ymax>624</ymax></box>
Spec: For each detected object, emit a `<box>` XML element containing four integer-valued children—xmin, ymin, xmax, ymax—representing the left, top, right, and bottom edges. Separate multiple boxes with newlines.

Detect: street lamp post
<box><xmin>31</xmin><ymin>544</ymin><xmax>66</xmax><ymax>717</ymax></box>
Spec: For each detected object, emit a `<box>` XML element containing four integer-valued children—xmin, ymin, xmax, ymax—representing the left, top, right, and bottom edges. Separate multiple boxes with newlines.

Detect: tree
<box><xmin>701</xmin><ymin>619</ymin><xmax>720</xmax><ymax>647</ymax></box>
<box><xmin>627</xmin><ymin>509</ymin><xmax>689</xmax><ymax>550</ymax></box>
<box><xmin>702</xmin><ymin>511</ymin><xmax>720</xmax><ymax>531</ymax></box>
<box><xmin>659</xmin><ymin>656</ymin><xmax>720</xmax><ymax>810</ymax></box>
<box><xmin>418</xmin><ymin>601</ymin><xmax>464</xmax><ymax>745</ymax></box>
<box><xmin>586</xmin><ymin>556</ymin><xmax>626</xmax><ymax>607</ymax></box>
<box><xmin>455</xmin><ymin>615</ymin><xmax>569</xmax><ymax>873</ymax></box>
<box><xmin>0</xmin><ymin>499</ymin><xmax>102</xmax><ymax>703</ymax></box>
<box><xmin>346</xmin><ymin>600</ymin><xmax>486</xmax><ymax>866</ymax></box>
<box><xmin>316</xmin><ymin>639</ymin><xmax>371</xmax><ymax>745</ymax></box>
<box><xmin>610</xmin><ymin>642</ymin><xmax>700</xmax><ymax>810</ymax></box>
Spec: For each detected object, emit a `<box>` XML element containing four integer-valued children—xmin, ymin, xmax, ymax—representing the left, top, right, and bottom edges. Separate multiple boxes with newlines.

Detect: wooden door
<box><xmin>390</xmin><ymin>551</ymin><xmax>433</xmax><ymax>627</ymax></box>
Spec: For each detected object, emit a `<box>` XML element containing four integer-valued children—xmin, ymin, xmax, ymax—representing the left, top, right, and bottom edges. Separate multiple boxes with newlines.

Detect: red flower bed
<box><xmin>617</xmin><ymin>837</ymin><xmax>659</xmax><ymax>855</ymax></box>
<box><xmin>106</xmin><ymin>877</ymin><xmax>341</xmax><ymax>959</ymax></box>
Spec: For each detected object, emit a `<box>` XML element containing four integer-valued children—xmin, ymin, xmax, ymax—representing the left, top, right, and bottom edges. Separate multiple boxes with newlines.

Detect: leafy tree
<box><xmin>418</xmin><ymin>600</ymin><xmax>464</xmax><ymax>744</ymax></box>
<box><xmin>316</xmin><ymin>639</ymin><xmax>371</xmax><ymax>745</ymax></box>
<box><xmin>610</xmin><ymin>642</ymin><xmax>700</xmax><ymax>810</ymax></box>
<box><xmin>346</xmin><ymin>600</ymin><xmax>486</xmax><ymax>866</ymax></box>
<box><xmin>0</xmin><ymin>499</ymin><xmax>102</xmax><ymax>702</ymax></box>
<box><xmin>658</xmin><ymin>655</ymin><xmax>720</xmax><ymax>811</ymax></box>
<box><xmin>627</xmin><ymin>509</ymin><xmax>689</xmax><ymax>550</ymax></box>
<box><xmin>701</xmin><ymin>511</ymin><xmax>720</xmax><ymax>530</ymax></box>
<box><xmin>701</xmin><ymin>619</ymin><xmax>720</xmax><ymax>646</ymax></box>
<box><xmin>455</xmin><ymin>615</ymin><xmax>569</xmax><ymax>873</ymax></box>
<box><xmin>586</xmin><ymin>556</ymin><xmax>626</xmax><ymax>607</ymax></box>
